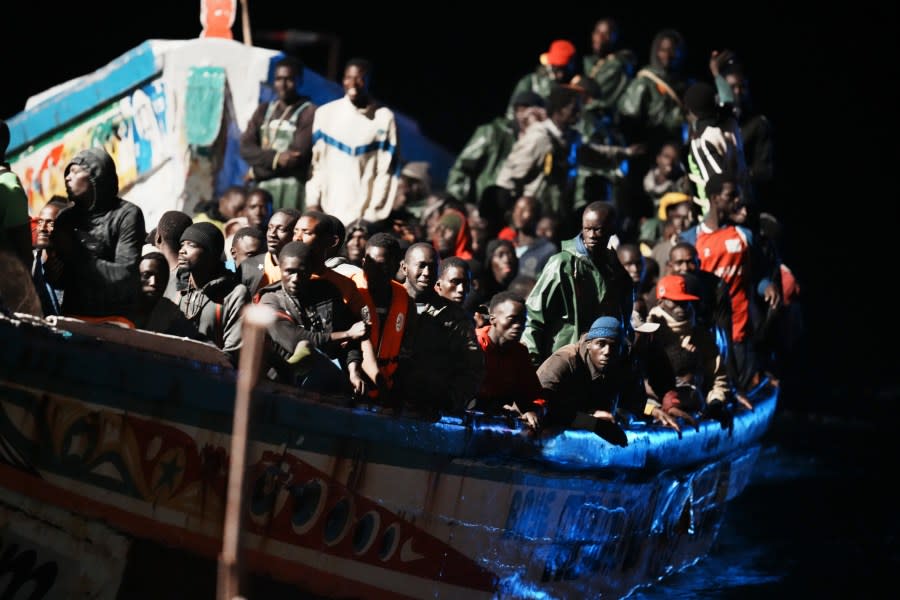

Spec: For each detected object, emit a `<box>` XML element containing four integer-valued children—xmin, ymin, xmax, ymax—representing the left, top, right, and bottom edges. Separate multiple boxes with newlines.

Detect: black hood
<box><xmin>65</xmin><ymin>147</ymin><xmax>119</xmax><ymax>210</ymax></box>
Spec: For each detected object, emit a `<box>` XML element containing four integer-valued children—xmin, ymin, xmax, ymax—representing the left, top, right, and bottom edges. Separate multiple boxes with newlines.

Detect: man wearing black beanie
<box><xmin>165</xmin><ymin>222</ymin><xmax>250</xmax><ymax>363</ymax></box>
<box><xmin>180</xmin><ymin>222</ymin><xmax>225</xmax><ymax>260</ymax></box>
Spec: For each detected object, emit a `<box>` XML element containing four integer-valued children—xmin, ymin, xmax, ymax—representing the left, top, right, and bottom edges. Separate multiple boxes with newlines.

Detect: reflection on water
<box><xmin>629</xmin><ymin>410</ymin><xmax>898</xmax><ymax>599</ymax></box>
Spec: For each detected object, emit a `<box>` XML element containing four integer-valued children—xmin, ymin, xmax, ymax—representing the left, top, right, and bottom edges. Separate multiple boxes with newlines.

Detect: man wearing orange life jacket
<box><xmin>349</xmin><ymin>232</ymin><xmax>414</xmax><ymax>407</ymax></box>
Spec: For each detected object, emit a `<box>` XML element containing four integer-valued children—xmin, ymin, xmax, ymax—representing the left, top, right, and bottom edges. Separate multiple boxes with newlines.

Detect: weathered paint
<box><xmin>9</xmin><ymin>81</ymin><xmax>168</xmax><ymax>217</ymax></box>
<box><xmin>0</xmin><ymin>486</ymin><xmax>130</xmax><ymax>599</ymax></box>
<box><xmin>6</xmin><ymin>38</ymin><xmax>456</xmax><ymax>229</ymax></box>
<box><xmin>0</xmin><ymin>314</ymin><xmax>777</xmax><ymax>598</ymax></box>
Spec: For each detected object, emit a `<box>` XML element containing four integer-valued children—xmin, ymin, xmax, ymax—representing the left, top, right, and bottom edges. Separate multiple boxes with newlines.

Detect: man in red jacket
<box><xmin>473</xmin><ymin>291</ymin><xmax>544</xmax><ymax>430</ymax></box>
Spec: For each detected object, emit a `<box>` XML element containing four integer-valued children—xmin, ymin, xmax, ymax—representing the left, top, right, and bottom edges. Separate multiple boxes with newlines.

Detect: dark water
<box><xmin>630</xmin><ymin>408</ymin><xmax>899</xmax><ymax>599</ymax></box>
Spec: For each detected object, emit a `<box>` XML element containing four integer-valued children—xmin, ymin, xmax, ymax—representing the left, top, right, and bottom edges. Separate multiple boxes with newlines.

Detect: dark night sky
<box><xmin>3</xmin><ymin>4</ymin><xmax>899</xmax><ymax>403</ymax></box>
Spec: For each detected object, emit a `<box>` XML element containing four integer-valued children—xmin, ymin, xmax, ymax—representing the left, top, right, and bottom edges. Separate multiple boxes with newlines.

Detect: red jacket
<box><xmin>475</xmin><ymin>325</ymin><xmax>544</xmax><ymax>414</ymax></box>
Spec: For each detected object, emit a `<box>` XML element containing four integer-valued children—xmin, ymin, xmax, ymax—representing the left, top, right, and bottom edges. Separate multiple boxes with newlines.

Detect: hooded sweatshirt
<box><xmin>59</xmin><ymin>147</ymin><xmax>146</xmax><ymax>317</ymax></box>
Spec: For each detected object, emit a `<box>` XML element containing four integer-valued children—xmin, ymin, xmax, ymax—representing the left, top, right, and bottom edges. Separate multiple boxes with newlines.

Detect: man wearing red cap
<box><xmin>505</xmin><ymin>39</ymin><xmax>578</xmax><ymax>120</ymax></box>
<box><xmin>646</xmin><ymin>273</ymin><xmax>732</xmax><ymax>416</ymax></box>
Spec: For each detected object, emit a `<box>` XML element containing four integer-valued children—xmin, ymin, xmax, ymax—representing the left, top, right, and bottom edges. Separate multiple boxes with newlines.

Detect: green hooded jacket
<box><xmin>522</xmin><ymin>234</ymin><xmax>633</xmax><ymax>365</ymax></box>
<box><xmin>581</xmin><ymin>50</ymin><xmax>635</xmax><ymax>116</ymax></box>
<box><xmin>445</xmin><ymin>117</ymin><xmax>516</xmax><ymax>205</ymax></box>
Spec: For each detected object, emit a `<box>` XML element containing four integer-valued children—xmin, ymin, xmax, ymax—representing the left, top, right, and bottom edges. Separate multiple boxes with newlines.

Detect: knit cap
<box><xmin>181</xmin><ymin>222</ymin><xmax>224</xmax><ymax>258</ymax></box>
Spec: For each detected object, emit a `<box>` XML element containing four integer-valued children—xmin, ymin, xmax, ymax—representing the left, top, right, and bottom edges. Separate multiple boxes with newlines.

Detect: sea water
<box><xmin>630</xmin><ymin>410</ymin><xmax>897</xmax><ymax>599</ymax></box>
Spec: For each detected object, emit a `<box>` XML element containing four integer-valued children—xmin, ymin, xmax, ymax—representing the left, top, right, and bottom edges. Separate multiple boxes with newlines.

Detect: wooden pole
<box><xmin>240</xmin><ymin>0</ymin><xmax>252</xmax><ymax>46</ymax></box>
<box><xmin>327</xmin><ymin>35</ymin><xmax>341</xmax><ymax>83</ymax></box>
<box><xmin>217</xmin><ymin>304</ymin><xmax>274</xmax><ymax>600</ymax></box>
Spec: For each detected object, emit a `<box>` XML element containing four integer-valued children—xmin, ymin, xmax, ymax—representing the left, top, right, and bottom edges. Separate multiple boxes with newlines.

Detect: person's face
<box><xmin>425</xmin><ymin>209</ymin><xmax>443</xmax><ymax>241</ymax></box>
<box><xmin>668</xmin><ymin>203</ymin><xmax>693</xmax><ymax>235</ymax></box>
<box><xmin>513</xmin><ymin>105</ymin><xmax>534</xmax><ymax>132</ymax></box>
<box><xmin>435</xmin><ymin>265</ymin><xmax>470</xmax><ymax>304</ymax></box>
<box><xmin>469</xmin><ymin>219</ymin><xmax>488</xmax><ymax>257</ymax></box>
<box><xmin>293</xmin><ymin>216</ymin><xmax>319</xmax><ymax>245</ymax></box>
<box><xmin>725</xmin><ymin>73</ymin><xmax>746</xmax><ymax>108</ymax></box>
<box><xmin>139</xmin><ymin>258</ymin><xmax>168</xmax><ymax>300</ymax></box>
<box><xmin>490</xmin><ymin>245</ymin><xmax>517</xmax><ymax>283</ymax></box>
<box><xmin>587</xmin><ymin>337</ymin><xmax>617</xmax><ymax>372</ymax></box>
<box><xmin>35</xmin><ymin>204</ymin><xmax>61</xmax><ymax>249</ymax></box>
<box><xmin>362</xmin><ymin>245</ymin><xmax>398</xmax><ymax>285</ymax></box>
<box><xmin>659</xmin><ymin>297</ymin><xmax>694</xmax><ymax>323</ymax></box>
<box><xmin>536</xmin><ymin>217</ymin><xmax>557</xmax><ymax>241</ymax></box>
<box><xmin>435</xmin><ymin>223</ymin><xmax>458</xmax><ymax>257</ymax></box>
<box><xmin>712</xmin><ymin>183</ymin><xmax>739</xmax><ymax>221</ymax></box>
<box><xmin>556</xmin><ymin>98</ymin><xmax>582</xmax><ymax>128</ymax></box>
<box><xmin>668</xmin><ymin>247</ymin><xmax>698</xmax><ymax>275</ymax></box>
<box><xmin>656</xmin><ymin>37</ymin><xmax>682</xmax><ymax>71</ymax></box>
<box><xmin>657</xmin><ymin>144</ymin><xmax>679</xmax><ymax>169</ymax></box>
<box><xmin>231</xmin><ymin>235</ymin><xmax>263</xmax><ymax>268</ymax></box>
<box><xmin>396</xmin><ymin>176</ymin><xmax>426</xmax><ymax>206</ymax></box>
<box><xmin>279</xmin><ymin>255</ymin><xmax>311</xmax><ymax>298</ymax></box>
<box><xmin>343</xmin><ymin>65</ymin><xmax>369</xmax><ymax>106</ymax></box>
<box><xmin>177</xmin><ymin>240</ymin><xmax>207</xmax><ymax>272</ymax></box>
<box><xmin>548</xmin><ymin>64</ymin><xmax>573</xmax><ymax>83</ymax></box>
<box><xmin>617</xmin><ymin>249</ymin><xmax>642</xmax><ymax>283</ymax></box>
<box><xmin>392</xmin><ymin>218</ymin><xmax>417</xmax><ymax>245</ymax></box>
<box><xmin>731</xmin><ymin>201</ymin><xmax>749</xmax><ymax>225</ymax></box>
<box><xmin>219</xmin><ymin>190</ymin><xmax>246</xmax><ymax>220</ymax></box>
<box><xmin>64</xmin><ymin>163</ymin><xmax>92</xmax><ymax>203</ymax></box>
<box><xmin>402</xmin><ymin>246</ymin><xmax>438</xmax><ymax>298</ymax></box>
<box><xmin>346</xmin><ymin>229</ymin><xmax>368</xmax><ymax>264</ymax></box>
<box><xmin>266</xmin><ymin>213</ymin><xmax>296</xmax><ymax>255</ymax></box>
<box><xmin>511</xmin><ymin>197</ymin><xmax>537</xmax><ymax>231</ymax></box>
<box><xmin>273</xmin><ymin>65</ymin><xmax>299</xmax><ymax>102</ymax></box>
<box><xmin>591</xmin><ymin>20</ymin><xmax>616</xmax><ymax>54</ymax></box>
<box><xmin>490</xmin><ymin>300</ymin><xmax>526</xmax><ymax>345</ymax></box>
<box><xmin>244</xmin><ymin>193</ymin><xmax>270</xmax><ymax>228</ymax></box>
<box><xmin>581</xmin><ymin>209</ymin><xmax>614</xmax><ymax>255</ymax></box>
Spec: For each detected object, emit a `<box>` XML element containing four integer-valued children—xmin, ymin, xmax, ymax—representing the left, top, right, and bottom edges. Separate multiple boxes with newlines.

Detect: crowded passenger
<box><xmin>1</xmin><ymin>17</ymin><xmax>795</xmax><ymax>448</ymax></box>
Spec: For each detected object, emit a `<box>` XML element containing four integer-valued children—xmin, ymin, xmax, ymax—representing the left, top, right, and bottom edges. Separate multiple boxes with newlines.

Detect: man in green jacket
<box><xmin>522</xmin><ymin>201</ymin><xmax>633</xmax><ymax>366</ymax></box>
<box><xmin>445</xmin><ymin>91</ymin><xmax>545</xmax><ymax>208</ymax></box>
<box><xmin>581</xmin><ymin>18</ymin><xmax>636</xmax><ymax>119</ymax></box>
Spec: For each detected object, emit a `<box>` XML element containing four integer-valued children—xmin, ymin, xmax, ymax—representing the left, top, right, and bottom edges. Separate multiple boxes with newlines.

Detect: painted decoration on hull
<box><xmin>9</xmin><ymin>82</ymin><xmax>168</xmax><ymax>216</ymax></box>
<box><xmin>0</xmin><ymin>386</ymin><xmax>498</xmax><ymax>595</ymax></box>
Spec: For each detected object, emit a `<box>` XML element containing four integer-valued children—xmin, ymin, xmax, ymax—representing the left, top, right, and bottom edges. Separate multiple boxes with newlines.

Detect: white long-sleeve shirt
<box><xmin>305</xmin><ymin>96</ymin><xmax>399</xmax><ymax>226</ymax></box>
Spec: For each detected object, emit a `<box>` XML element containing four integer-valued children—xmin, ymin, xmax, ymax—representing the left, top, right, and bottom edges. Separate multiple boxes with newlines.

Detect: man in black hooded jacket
<box><xmin>49</xmin><ymin>147</ymin><xmax>145</xmax><ymax>317</ymax></box>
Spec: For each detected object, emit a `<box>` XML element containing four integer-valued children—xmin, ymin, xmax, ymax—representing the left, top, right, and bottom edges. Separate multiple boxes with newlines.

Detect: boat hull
<box><xmin>0</xmin><ymin>315</ymin><xmax>776</xmax><ymax>599</ymax></box>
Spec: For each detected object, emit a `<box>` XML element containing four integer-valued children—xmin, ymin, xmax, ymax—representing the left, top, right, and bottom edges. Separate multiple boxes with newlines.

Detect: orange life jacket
<box><xmin>350</xmin><ymin>272</ymin><xmax>408</xmax><ymax>388</ymax></box>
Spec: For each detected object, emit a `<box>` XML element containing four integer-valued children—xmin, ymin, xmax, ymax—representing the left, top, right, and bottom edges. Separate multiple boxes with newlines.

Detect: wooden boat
<box><xmin>2</xmin><ymin>19</ymin><xmax>779</xmax><ymax>599</ymax></box>
<box><xmin>0</xmin><ymin>311</ymin><xmax>778</xmax><ymax>599</ymax></box>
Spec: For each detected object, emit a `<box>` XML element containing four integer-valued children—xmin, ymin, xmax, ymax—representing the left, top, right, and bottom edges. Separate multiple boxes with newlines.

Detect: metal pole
<box><xmin>217</xmin><ymin>304</ymin><xmax>274</xmax><ymax>600</ymax></box>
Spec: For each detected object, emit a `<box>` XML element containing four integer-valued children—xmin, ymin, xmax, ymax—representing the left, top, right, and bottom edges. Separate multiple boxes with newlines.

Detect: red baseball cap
<box><xmin>656</xmin><ymin>274</ymin><xmax>700</xmax><ymax>302</ymax></box>
<box><xmin>540</xmin><ymin>40</ymin><xmax>576</xmax><ymax>67</ymax></box>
